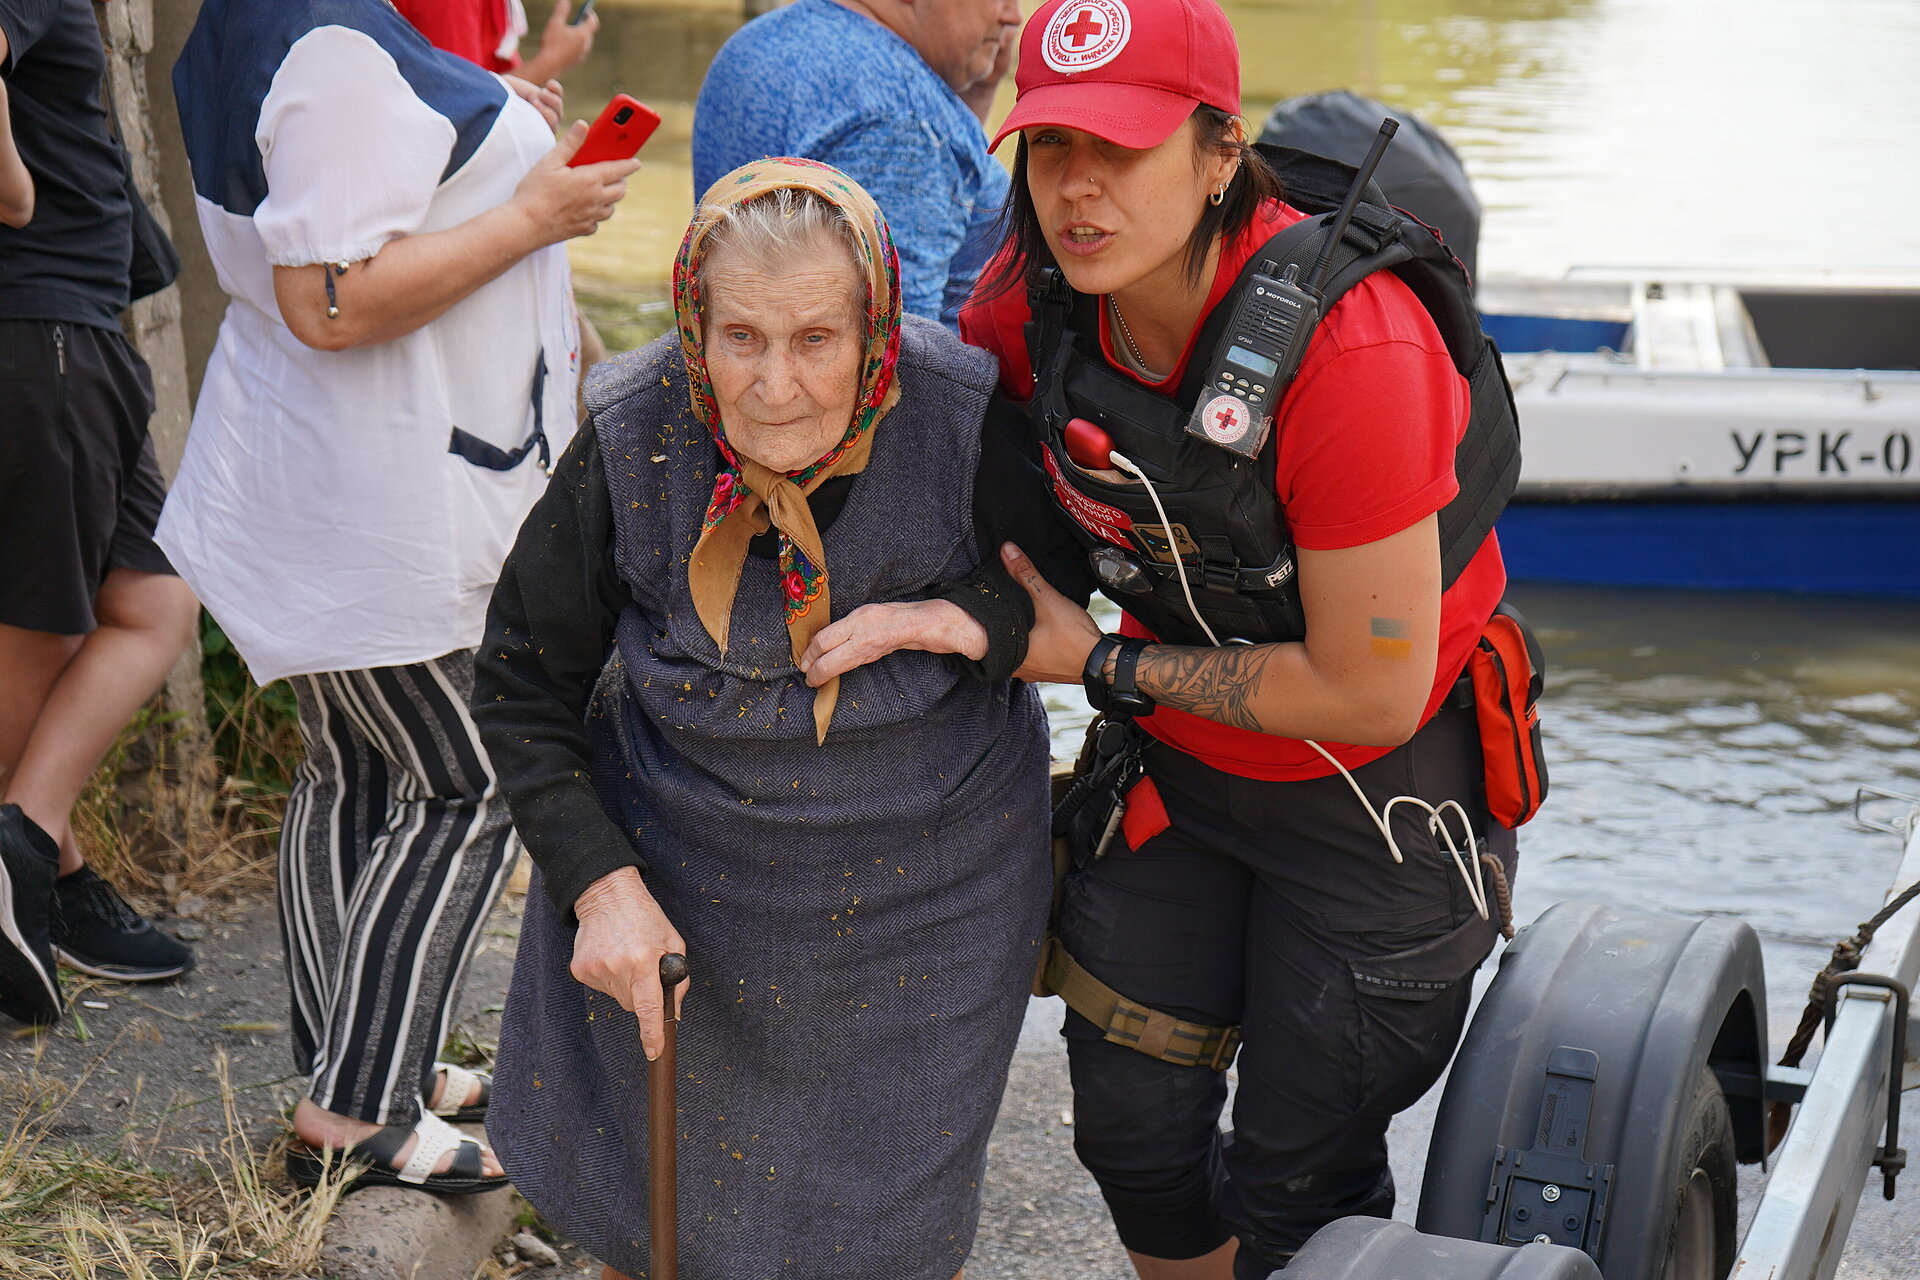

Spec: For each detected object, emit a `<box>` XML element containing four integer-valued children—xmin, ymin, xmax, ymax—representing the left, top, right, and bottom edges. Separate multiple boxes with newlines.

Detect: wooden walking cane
<box><xmin>651</xmin><ymin>953</ymin><xmax>689</xmax><ymax>1280</ymax></box>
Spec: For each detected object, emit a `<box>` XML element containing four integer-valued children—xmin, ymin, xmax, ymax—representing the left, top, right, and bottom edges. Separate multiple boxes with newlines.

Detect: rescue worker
<box><xmin>954</xmin><ymin>0</ymin><xmax>1529</xmax><ymax>1274</ymax></box>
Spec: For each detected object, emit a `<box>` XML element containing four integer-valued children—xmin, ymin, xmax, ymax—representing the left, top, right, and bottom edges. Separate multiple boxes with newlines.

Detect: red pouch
<box><xmin>1468</xmin><ymin>602</ymin><xmax>1548</xmax><ymax>828</ymax></box>
<box><xmin>1120</xmin><ymin>775</ymin><xmax>1170</xmax><ymax>852</ymax></box>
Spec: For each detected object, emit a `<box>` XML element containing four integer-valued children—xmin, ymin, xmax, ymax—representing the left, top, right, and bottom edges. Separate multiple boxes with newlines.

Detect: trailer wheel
<box><xmin>1661</xmin><ymin>1067</ymin><xmax>1737</xmax><ymax>1280</ymax></box>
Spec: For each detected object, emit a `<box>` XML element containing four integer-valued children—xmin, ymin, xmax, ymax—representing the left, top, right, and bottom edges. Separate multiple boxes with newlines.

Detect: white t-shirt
<box><xmin>164</xmin><ymin>8</ymin><xmax>577</xmax><ymax>683</ymax></box>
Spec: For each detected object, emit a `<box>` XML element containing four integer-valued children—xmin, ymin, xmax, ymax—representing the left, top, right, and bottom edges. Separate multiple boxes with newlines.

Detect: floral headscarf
<box><xmin>675</xmin><ymin>158</ymin><xmax>904</xmax><ymax>743</ymax></box>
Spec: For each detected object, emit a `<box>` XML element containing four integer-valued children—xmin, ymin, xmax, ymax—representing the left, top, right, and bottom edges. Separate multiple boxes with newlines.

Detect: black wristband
<box><xmin>1108</xmin><ymin>637</ymin><xmax>1155</xmax><ymax>717</ymax></box>
<box><xmin>1083</xmin><ymin>633</ymin><xmax>1154</xmax><ymax>717</ymax></box>
<box><xmin>1082</xmin><ymin>634</ymin><xmax>1124</xmax><ymax>712</ymax></box>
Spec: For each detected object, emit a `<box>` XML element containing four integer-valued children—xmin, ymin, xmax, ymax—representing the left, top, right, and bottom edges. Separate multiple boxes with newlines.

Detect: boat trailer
<box><xmin>1277</xmin><ymin>787</ymin><xmax>1920</xmax><ymax>1280</ymax></box>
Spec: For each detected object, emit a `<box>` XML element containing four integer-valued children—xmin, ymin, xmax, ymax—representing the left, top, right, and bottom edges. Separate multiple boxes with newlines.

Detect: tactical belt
<box><xmin>1037</xmin><ymin>751</ymin><xmax>1243</xmax><ymax>1072</ymax></box>
<box><xmin>1038</xmin><ymin>934</ymin><xmax>1242</xmax><ymax>1071</ymax></box>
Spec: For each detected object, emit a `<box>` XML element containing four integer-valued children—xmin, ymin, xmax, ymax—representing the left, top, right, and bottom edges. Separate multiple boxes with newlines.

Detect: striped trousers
<box><xmin>279</xmin><ymin>651</ymin><xmax>516</xmax><ymax>1125</ymax></box>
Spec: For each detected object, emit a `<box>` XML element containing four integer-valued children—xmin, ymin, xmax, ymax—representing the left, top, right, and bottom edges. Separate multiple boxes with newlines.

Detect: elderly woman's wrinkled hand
<box><xmin>570</xmin><ymin>867</ymin><xmax>689</xmax><ymax>1060</ymax></box>
<box><xmin>797</xmin><ymin>599</ymin><xmax>988</xmax><ymax>688</ymax></box>
<box><xmin>510</xmin><ymin>121</ymin><xmax>640</xmax><ymax>247</ymax></box>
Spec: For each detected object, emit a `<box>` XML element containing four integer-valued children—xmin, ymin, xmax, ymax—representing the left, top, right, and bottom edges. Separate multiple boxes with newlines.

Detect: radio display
<box><xmin>1227</xmin><ymin>344</ymin><xmax>1279</xmax><ymax>378</ymax></box>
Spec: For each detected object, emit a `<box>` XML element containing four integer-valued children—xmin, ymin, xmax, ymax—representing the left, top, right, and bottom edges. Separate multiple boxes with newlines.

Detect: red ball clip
<box><xmin>1064</xmin><ymin>417</ymin><xmax>1115</xmax><ymax>471</ymax></box>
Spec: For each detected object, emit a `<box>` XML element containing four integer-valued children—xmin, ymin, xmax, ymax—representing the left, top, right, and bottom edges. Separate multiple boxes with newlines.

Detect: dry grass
<box><xmin>74</xmin><ymin>664</ymin><xmax>301</xmax><ymax>912</ymax></box>
<box><xmin>0</xmin><ymin>1048</ymin><xmax>353</xmax><ymax>1279</ymax></box>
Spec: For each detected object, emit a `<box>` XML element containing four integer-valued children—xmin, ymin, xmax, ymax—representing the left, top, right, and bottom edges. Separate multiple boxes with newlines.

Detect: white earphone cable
<box><xmin>1107</xmin><ymin>450</ymin><xmax>1221</xmax><ymax>648</ymax></box>
<box><xmin>1103</xmin><ymin>447</ymin><xmax>1487</xmax><ymax>922</ymax></box>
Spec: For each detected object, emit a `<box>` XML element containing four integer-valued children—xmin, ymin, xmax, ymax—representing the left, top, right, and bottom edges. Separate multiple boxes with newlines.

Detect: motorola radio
<box><xmin>1183</xmin><ymin>118</ymin><xmax>1400</xmax><ymax>460</ymax></box>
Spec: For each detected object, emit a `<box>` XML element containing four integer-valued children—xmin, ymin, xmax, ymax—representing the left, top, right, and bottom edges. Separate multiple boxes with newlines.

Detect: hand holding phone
<box><xmin>568</xmin><ymin>94</ymin><xmax>661</xmax><ymax>168</ymax></box>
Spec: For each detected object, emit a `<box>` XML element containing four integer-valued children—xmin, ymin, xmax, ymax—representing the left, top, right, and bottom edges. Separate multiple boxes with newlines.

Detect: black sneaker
<box><xmin>0</xmin><ymin>804</ymin><xmax>63</xmax><ymax>1024</ymax></box>
<box><xmin>52</xmin><ymin>865</ymin><xmax>195</xmax><ymax>982</ymax></box>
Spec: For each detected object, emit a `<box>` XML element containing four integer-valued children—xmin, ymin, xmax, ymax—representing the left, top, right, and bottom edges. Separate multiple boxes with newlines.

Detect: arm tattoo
<box><xmin>1135</xmin><ymin>644</ymin><xmax>1281</xmax><ymax>733</ymax></box>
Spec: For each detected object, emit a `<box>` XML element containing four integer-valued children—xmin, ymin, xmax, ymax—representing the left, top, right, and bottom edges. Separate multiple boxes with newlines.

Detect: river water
<box><xmin>564</xmin><ymin>0</ymin><xmax>1920</xmax><ymax>294</ymax></box>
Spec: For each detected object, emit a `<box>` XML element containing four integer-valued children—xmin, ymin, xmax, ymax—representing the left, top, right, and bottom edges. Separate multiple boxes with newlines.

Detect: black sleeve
<box><xmin>471</xmin><ymin>425</ymin><xmax>641</xmax><ymax>922</ymax></box>
<box><xmin>0</xmin><ymin>3</ymin><xmax>53</xmax><ymax>76</ymax></box>
<box><xmin>934</xmin><ymin>393</ymin><xmax>1097</xmax><ymax>682</ymax></box>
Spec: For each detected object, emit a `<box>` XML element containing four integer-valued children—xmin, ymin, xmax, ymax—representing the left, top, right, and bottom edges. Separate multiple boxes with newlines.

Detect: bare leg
<box><xmin>1128</xmin><ymin>1238</ymin><xmax>1240</xmax><ymax>1280</ymax></box>
<box><xmin>0</xmin><ymin>623</ymin><xmax>83</xmax><ymax>780</ymax></box>
<box><xmin>0</xmin><ymin>569</ymin><xmax>197</xmax><ymax>873</ymax></box>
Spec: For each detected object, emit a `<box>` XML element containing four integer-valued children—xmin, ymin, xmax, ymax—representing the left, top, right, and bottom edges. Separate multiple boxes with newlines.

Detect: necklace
<box><xmin>1107</xmin><ymin>295</ymin><xmax>1165</xmax><ymax>378</ymax></box>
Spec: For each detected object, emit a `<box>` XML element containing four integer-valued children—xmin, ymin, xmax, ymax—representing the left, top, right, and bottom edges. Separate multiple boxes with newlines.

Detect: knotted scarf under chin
<box><xmin>686</xmin><ymin>412</ymin><xmax>891</xmax><ymax>745</ymax></box>
<box><xmin>674</xmin><ymin>157</ymin><xmax>906</xmax><ymax>745</ymax></box>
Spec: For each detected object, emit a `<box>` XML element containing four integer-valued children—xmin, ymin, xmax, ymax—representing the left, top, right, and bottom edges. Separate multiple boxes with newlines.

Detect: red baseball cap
<box><xmin>989</xmin><ymin>0</ymin><xmax>1241</xmax><ymax>152</ymax></box>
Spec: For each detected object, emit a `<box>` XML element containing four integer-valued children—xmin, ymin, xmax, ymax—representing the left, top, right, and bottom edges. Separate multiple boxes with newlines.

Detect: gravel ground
<box><xmin>0</xmin><ymin>887</ymin><xmax>520</xmax><ymax>1187</ymax></box>
<box><xmin>5</xmin><ymin>884</ymin><xmax>1913</xmax><ymax>1278</ymax></box>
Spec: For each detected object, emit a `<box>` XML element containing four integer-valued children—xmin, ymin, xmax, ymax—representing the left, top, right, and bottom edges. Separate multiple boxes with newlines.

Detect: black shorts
<box><xmin>0</xmin><ymin>319</ymin><xmax>175</xmax><ymax>635</ymax></box>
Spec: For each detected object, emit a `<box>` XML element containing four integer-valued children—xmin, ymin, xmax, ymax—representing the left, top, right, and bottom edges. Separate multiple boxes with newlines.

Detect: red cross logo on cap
<box><xmin>1041</xmin><ymin>0</ymin><xmax>1131</xmax><ymax>74</ymax></box>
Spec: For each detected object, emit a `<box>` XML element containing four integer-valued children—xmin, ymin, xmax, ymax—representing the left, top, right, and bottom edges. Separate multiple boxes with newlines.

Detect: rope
<box><xmin>1778</xmin><ymin>875</ymin><xmax>1920</xmax><ymax>1070</ymax></box>
<box><xmin>1480</xmin><ymin>848</ymin><xmax>1516</xmax><ymax>941</ymax></box>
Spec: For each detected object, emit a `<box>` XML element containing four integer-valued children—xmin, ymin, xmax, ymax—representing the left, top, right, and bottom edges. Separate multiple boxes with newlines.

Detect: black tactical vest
<box><xmin>1026</xmin><ymin>145</ymin><xmax>1522</xmax><ymax>647</ymax></box>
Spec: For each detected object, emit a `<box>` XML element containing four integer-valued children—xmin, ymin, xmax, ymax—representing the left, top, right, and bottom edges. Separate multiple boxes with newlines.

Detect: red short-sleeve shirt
<box><xmin>391</xmin><ymin>0</ymin><xmax>520</xmax><ymax>74</ymax></box>
<box><xmin>959</xmin><ymin>200</ymin><xmax>1506</xmax><ymax>781</ymax></box>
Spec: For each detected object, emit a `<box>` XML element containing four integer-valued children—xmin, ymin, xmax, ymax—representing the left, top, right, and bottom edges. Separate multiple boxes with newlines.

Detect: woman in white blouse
<box><xmin>167</xmin><ymin>0</ymin><xmax>635</xmax><ymax>1193</ymax></box>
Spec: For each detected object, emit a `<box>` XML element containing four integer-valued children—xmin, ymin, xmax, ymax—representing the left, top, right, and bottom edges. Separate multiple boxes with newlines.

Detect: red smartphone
<box><xmin>569</xmin><ymin>94</ymin><xmax>660</xmax><ymax>167</ymax></box>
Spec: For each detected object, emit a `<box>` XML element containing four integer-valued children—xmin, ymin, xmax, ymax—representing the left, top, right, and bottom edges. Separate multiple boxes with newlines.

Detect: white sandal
<box><xmin>285</xmin><ymin>1109</ymin><xmax>507</xmax><ymax>1195</ymax></box>
<box><xmin>429</xmin><ymin>1060</ymin><xmax>491</xmax><ymax>1122</ymax></box>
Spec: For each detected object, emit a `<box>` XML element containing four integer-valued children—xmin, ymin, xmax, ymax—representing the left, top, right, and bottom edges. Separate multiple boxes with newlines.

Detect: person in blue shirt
<box><xmin>692</xmin><ymin>0</ymin><xmax>1018</xmax><ymax>330</ymax></box>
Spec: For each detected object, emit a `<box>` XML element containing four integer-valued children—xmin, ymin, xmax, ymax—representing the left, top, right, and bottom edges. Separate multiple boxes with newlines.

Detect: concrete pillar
<box><xmin>95</xmin><ymin>0</ymin><xmax>217</xmax><ymax>875</ymax></box>
<box><xmin>146</xmin><ymin>0</ymin><xmax>223</xmax><ymax>404</ymax></box>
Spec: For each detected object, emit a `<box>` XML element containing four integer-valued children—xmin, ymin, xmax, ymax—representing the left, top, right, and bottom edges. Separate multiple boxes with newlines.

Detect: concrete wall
<box><xmin>97</xmin><ymin>0</ymin><xmax>215</xmax><ymax>857</ymax></box>
<box><xmin>143</xmin><ymin>0</ymin><xmax>220</xmax><ymax>411</ymax></box>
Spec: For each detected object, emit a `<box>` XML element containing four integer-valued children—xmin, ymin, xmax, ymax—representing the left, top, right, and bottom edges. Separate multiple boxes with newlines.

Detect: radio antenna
<box><xmin>1304</xmin><ymin>117</ymin><xmax>1399</xmax><ymax>294</ymax></box>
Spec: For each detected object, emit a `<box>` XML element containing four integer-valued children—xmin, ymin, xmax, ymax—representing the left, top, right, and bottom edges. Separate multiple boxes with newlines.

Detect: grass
<box><xmin>0</xmin><ymin>1049</ymin><xmax>354</xmax><ymax>1280</ymax></box>
<box><xmin>6</xmin><ymin>619</ymin><xmax>348</xmax><ymax>1279</ymax></box>
<box><xmin>26</xmin><ymin>622</ymin><xmax>540</xmax><ymax>1276</ymax></box>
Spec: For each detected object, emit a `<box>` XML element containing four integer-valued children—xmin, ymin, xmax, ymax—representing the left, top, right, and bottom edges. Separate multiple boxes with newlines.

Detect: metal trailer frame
<box><xmin>1413</xmin><ymin>789</ymin><xmax>1918</xmax><ymax>1280</ymax></box>
<box><xmin>1729</xmin><ymin>790</ymin><xmax>1920</xmax><ymax>1280</ymax></box>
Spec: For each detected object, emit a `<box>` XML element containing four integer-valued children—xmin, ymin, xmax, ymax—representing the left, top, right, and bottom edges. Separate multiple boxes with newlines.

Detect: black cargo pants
<box><xmin>1058</xmin><ymin>694</ymin><xmax>1516</xmax><ymax>1278</ymax></box>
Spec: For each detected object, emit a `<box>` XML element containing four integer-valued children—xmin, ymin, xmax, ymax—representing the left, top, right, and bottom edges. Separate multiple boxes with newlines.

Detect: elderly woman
<box><xmin>473</xmin><ymin>160</ymin><xmax>1071</xmax><ymax>1279</ymax></box>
